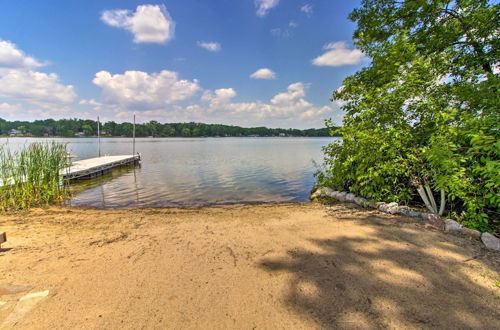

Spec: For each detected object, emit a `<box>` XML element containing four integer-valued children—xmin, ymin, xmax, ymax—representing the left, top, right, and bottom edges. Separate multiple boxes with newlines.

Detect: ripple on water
<box><xmin>17</xmin><ymin>137</ymin><xmax>339</xmax><ymax>208</ymax></box>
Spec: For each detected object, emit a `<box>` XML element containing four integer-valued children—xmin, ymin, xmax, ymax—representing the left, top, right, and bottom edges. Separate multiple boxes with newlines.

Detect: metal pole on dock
<box><xmin>97</xmin><ymin>116</ymin><xmax>101</xmax><ymax>157</ymax></box>
<box><xmin>133</xmin><ymin>114</ymin><xmax>136</xmax><ymax>155</ymax></box>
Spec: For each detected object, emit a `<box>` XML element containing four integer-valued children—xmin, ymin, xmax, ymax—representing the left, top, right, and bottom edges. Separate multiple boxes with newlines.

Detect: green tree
<box><xmin>320</xmin><ymin>0</ymin><xmax>499</xmax><ymax>231</ymax></box>
<box><xmin>82</xmin><ymin>124</ymin><xmax>93</xmax><ymax>136</ymax></box>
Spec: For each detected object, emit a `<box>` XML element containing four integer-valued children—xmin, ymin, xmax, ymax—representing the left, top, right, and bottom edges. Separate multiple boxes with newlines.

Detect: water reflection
<box><xmin>1</xmin><ymin>137</ymin><xmax>335</xmax><ymax>208</ymax></box>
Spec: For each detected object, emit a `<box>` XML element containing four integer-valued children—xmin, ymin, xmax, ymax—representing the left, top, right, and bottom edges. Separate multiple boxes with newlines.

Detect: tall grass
<box><xmin>0</xmin><ymin>142</ymin><xmax>70</xmax><ymax>211</ymax></box>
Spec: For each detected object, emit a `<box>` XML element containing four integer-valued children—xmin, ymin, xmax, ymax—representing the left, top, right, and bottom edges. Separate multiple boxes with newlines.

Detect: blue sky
<box><xmin>0</xmin><ymin>0</ymin><xmax>365</xmax><ymax>128</ymax></box>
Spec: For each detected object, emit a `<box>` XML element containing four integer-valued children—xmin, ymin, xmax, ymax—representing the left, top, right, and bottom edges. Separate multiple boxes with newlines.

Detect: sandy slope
<box><xmin>0</xmin><ymin>202</ymin><xmax>499</xmax><ymax>329</ymax></box>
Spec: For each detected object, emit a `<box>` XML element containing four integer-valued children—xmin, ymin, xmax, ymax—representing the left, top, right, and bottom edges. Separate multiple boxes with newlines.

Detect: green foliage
<box><xmin>320</xmin><ymin>0</ymin><xmax>499</xmax><ymax>232</ymax></box>
<box><xmin>0</xmin><ymin>142</ymin><xmax>70</xmax><ymax>211</ymax></box>
<box><xmin>0</xmin><ymin>118</ymin><xmax>339</xmax><ymax>138</ymax></box>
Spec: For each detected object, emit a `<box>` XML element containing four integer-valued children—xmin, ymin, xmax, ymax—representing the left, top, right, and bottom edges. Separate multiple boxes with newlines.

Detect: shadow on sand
<box><xmin>259</xmin><ymin>210</ymin><xmax>500</xmax><ymax>329</ymax></box>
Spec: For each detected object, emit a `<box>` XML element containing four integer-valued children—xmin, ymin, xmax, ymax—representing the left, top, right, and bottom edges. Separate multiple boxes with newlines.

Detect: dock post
<box><xmin>97</xmin><ymin>116</ymin><xmax>101</xmax><ymax>157</ymax></box>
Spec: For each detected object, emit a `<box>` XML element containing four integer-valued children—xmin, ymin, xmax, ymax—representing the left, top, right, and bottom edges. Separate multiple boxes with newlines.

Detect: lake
<box><xmin>1</xmin><ymin>137</ymin><xmax>335</xmax><ymax>208</ymax></box>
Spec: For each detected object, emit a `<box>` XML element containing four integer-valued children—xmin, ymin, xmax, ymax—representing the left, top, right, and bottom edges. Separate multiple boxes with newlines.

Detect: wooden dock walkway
<box><xmin>61</xmin><ymin>154</ymin><xmax>141</xmax><ymax>180</ymax></box>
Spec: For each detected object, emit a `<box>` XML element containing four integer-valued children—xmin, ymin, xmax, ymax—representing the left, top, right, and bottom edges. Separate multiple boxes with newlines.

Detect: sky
<box><xmin>0</xmin><ymin>0</ymin><xmax>365</xmax><ymax>129</ymax></box>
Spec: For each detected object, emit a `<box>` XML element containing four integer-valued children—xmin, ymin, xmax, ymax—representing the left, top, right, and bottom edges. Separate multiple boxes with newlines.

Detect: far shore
<box><xmin>1</xmin><ymin>202</ymin><xmax>498</xmax><ymax>328</ymax></box>
<box><xmin>0</xmin><ymin>135</ymin><xmax>337</xmax><ymax>139</ymax></box>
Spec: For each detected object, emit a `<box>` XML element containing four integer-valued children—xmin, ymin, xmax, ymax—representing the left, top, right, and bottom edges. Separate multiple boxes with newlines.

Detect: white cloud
<box><xmin>197</xmin><ymin>41</ymin><xmax>221</xmax><ymax>52</ymax></box>
<box><xmin>199</xmin><ymin>82</ymin><xmax>336</xmax><ymax>127</ymax></box>
<box><xmin>312</xmin><ymin>41</ymin><xmax>366</xmax><ymax>67</ymax></box>
<box><xmin>101</xmin><ymin>4</ymin><xmax>175</xmax><ymax>44</ymax></box>
<box><xmin>289</xmin><ymin>21</ymin><xmax>298</xmax><ymax>28</ymax></box>
<box><xmin>250</xmin><ymin>68</ymin><xmax>277</xmax><ymax>80</ymax></box>
<box><xmin>300</xmin><ymin>4</ymin><xmax>313</xmax><ymax>17</ymax></box>
<box><xmin>0</xmin><ymin>40</ymin><xmax>44</xmax><ymax>70</ymax></box>
<box><xmin>0</xmin><ymin>102</ymin><xmax>20</xmax><ymax>116</ymax></box>
<box><xmin>0</xmin><ymin>40</ymin><xmax>76</xmax><ymax>113</ymax></box>
<box><xmin>270</xmin><ymin>83</ymin><xmax>306</xmax><ymax>105</ymax></box>
<box><xmin>0</xmin><ymin>70</ymin><xmax>76</xmax><ymax>106</ymax></box>
<box><xmin>92</xmin><ymin>70</ymin><xmax>200</xmax><ymax>109</ymax></box>
<box><xmin>84</xmin><ymin>81</ymin><xmax>340</xmax><ymax>128</ymax></box>
<box><xmin>255</xmin><ymin>0</ymin><xmax>280</xmax><ymax>17</ymax></box>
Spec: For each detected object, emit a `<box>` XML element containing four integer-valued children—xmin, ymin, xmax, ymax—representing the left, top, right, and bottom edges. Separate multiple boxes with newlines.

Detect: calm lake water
<box><xmin>2</xmin><ymin>137</ymin><xmax>335</xmax><ymax>208</ymax></box>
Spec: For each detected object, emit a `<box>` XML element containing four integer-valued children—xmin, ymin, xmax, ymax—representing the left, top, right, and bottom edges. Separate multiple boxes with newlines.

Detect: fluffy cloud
<box><xmin>300</xmin><ymin>4</ymin><xmax>313</xmax><ymax>17</ymax></box>
<box><xmin>0</xmin><ymin>40</ymin><xmax>43</xmax><ymax>70</ymax></box>
<box><xmin>85</xmin><ymin>81</ymin><xmax>340</xmax><ymax>128</ymax></box>
<box><xmin>197</xmin><ymin>41</ymin><xmax>221</xmax><ymax>52</ymax></box>
<box><xmin>101</xmin><ymin>4</ymin><xmax>175</xmax><ymax>44</ymax></box>
<box><xmin>250</xmin><ymin>68</ymin><xmax>276</xmax><ymax>79</ymax></box>
<box><xmin>0</xmin><ymin>41</ymin><xmax>75</xmax><ymax>112</ymax></box>
<box><xmin>312</xmin><ymin>41</ymin><xmax>365</xmax><ymax>67</ymax></box>
<box><xmin>92</xmin><ymin>70</ymin><xmax>200</xmax><ymax>109</ymax></box>
<box><xmin>255</xmin><ymin>0</ymin><xmax>280</xmax><ymax>17</ymax></box>
<box><xmin>0</xmin><ymin>68</ymin><xmax>75</xmax><ymax>106</ymax></box>
<box><xmin>199</xmin><ymin>82</ymin><xmax>336</xmax><ymax>127</ymax></box>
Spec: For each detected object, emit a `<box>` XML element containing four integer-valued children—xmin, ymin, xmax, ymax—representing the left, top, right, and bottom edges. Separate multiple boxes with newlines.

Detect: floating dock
<box><xmin>61</xmin><ymin>154</ymin><xmax>141</xmax><ymax>180</ymax></box>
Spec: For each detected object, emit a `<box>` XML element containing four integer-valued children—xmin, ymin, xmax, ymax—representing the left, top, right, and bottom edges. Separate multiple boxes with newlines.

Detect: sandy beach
<box><xmin>0</xmin><ymin>202</ymin><xmax>499</xmax><ymax>329</ymax></box>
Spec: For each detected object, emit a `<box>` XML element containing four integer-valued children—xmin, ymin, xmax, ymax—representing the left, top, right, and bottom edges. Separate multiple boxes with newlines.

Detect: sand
<box><xmin>0</xmin><ymin>202</ymin><xmax>499</xmax><ymax>329</ymax></box>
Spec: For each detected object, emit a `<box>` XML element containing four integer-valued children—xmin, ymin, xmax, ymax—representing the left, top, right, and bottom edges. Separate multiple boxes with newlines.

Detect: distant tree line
<box><xmin>0</xmin><ymin>118</ymin><xmax>340</xmax><ymax>138</ymax></box>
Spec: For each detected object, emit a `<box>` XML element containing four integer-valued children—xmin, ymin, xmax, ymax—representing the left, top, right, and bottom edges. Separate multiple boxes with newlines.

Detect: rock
<box><xmin>395</xmin><ymin>206</ymin><xmax>410</xmax><ymax>215</ymax></box>
<box><xmin>461</xmin><ymin>227</ymin><xmax>481</xmax><ymax>240</ymax></box>
<box><xmin>444</xmin><ymin>219</ymin><xmax>462</xmax><ymax>232</ymax></box>
<box><xmin>386</xmin><ymin>202</ymin><xmax>399</xmax><ymax>214</ymax></box>
<box><xmin>310</xmin><ymin>191</ymin><xmax>319</xmax><ymax>199</ymax></box>
<box><xmin>378</xmin><ymin>202</ymin><xmax>398</xmax><ymax>213</ymax></box>
<box><xmin>337</xmin><ymin>192</ymin><xmax>347</xmax><ymax>202</ymax></box>
<box><xmin>313</xmin><ymin>187</ymin><xmax>324</xmax><ymax>195</ymax></box>
<box><xmin>407</xmin><ymin>211</ymin><xmax>422</xmax><ymax>218</ymax></box>
<box><xmin>323</xmin><ymin>187</ymin><xmax>335</xmax><ymax>197</ymax></box>
<box><xmin>345</xmin><ymin>193</ymin><xmax>356</xmax><ymax>202</ymax></box>
<box><xmin>354</xmin><ymin>197</ymin><xmax>368</xmax><ymax>207</ymax></box>
<box><xmin>331</xmin><ymin>191</ymin><xmax>341</xmax><ymax>199</ymax></box>
<box><xmin>420</xmin><ymin>213</ymin><xmax>434</xmax><ymax>221</ymax></box>
<box><xmin>480</xmin><ymin>232</ymin><xmax>500</xmax><ymax>251</ymax></box>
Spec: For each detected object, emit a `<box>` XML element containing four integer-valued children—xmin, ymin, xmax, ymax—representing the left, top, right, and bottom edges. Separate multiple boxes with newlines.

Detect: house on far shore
<box><xmin>9</xmin><ymin>129</ymin><xmax>23</xmax><ymax>137</ymax></box>
<box><xmin>75</xmin><ymin>132</ymin><xmax>85</xmax><ymax>137</ymax></box>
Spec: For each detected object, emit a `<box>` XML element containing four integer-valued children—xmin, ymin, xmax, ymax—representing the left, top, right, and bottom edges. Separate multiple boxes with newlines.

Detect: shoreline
<box><xmin>1</xmin><ymin>202</ymin><xmax>499</xmax><ymax>328</ymax></box>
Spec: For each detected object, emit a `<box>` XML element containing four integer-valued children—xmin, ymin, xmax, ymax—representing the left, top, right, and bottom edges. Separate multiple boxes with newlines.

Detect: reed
<box><xmin>0</xmin><ymin>142</ymin><xmax>70</xmax><ymax>211</ymax></box>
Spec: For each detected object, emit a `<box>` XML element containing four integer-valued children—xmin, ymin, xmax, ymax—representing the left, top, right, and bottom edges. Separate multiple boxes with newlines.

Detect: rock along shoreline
<box><xmin>311</xmin><ymin>187</ymin><xmax>500</xmax><ymax>252</ymax></box>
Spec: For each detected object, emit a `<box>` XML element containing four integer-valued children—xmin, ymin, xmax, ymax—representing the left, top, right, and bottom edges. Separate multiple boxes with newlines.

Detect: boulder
<box><xmin>407</xmin><ymin>211</ymin><xmax>422</xmax><ymax>218</ymax></box>
<box><xmin>323</xmin><ymin>187</ymin><xmax>335</xmax><ymax>198</ymax></box>
<box><xmin>337</xmin><ymin>192</ymin><xmax>347</xmax><ymax>202</ymax></box>
<box><xmin>354</xmin><ymin>197</ymin><xmax>368</xmax><ymax>207</ymax></box>
<box><xmin>420</xmin><ymin>213</ymin><xmax>435</xmax><ymax>221</ymax></box>
<box><xmin>395</xmin><ymin>206</ymin><xmax>411</xmax><ymax>216</ymax></box>
<box><xmin>444</xmin><ymin>219</ymin><xmax>462</xmax><ymax>232</ymax></box>
<box><xmin>345</xmin><ymin>193</ymin><xmax>356</xmax><ymax>202</ymax></box>
<box><xmin>386</xmin><ymin>202</ymin><xmax>399</xmax><ymax>214</ymax></box>
<box><xmin>480</xmin><ymin>232</ymin><xmax>500</xmax><ymax>251</ymax></box>
<box><xmin>310</xmin><ymin>191</ymin><xmax>321</xmax><ymax>199</ymax></box>
<box><xmin>379</xmin><ymin>202</ymin><xmax>398</xmax><ymax>213</ymax></box>
<box><xmin>331</xmin><ymin>191</ymin><xmax>341</xmax><ymax>199</ymax></box>
<box><xmin>460</xmin><ymin>227</ymin><xmax>481</xmax><ymax>240</ymax></box>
